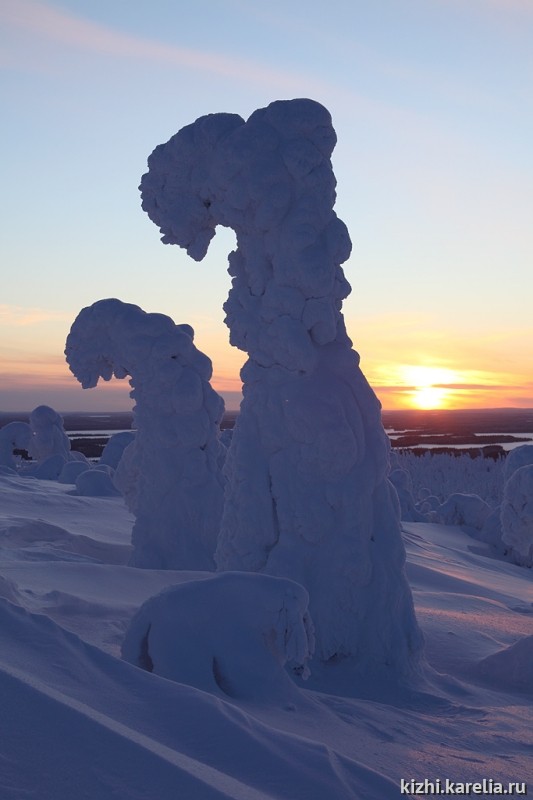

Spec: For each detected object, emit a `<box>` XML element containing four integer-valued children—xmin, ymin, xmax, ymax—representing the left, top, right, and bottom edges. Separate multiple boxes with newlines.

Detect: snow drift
<box><xmin>122</xmin><ymin>572</ymin><xmax>314</xmax><ymax>704</ymax></box>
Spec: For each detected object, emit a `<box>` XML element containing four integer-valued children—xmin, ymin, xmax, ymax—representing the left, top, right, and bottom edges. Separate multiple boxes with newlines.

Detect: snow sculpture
<box><xmin>28</xmin><ymin>405</ymin><xmax>71</xmax><ymax>462</ymax></box>
<box><xmin>65</xmin><ymin>298</ymin><xmax>225</xmax><ymax>570</ymax></box>
<box><xmin>501</xmin><ymin>464</ymin><xmax>533</xmax><ymax>567</ymax></box>
<box><xmin>140</xmin><ymin>98</ymin><xmax>422</xmax><ymax>673</ymax></box>
<box><xmin>0</xmin><ymin>422</ymin><xmax>32</xmax><ymax>470</ymax></box>
<box><xmin>122</xmin><ymin>572</ymin><xmax>314</xmax><ymax>703</ymax></box>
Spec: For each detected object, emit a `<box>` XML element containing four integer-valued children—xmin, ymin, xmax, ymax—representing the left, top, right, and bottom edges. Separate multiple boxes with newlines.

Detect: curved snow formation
<box><xmin>0</xmin><ymin>422</ymin><xmax>32</xmax><ymax>469</ymax></box>
<box><xmin>504</xmin><ymin>444</ymin><xmax>533</xmax><ymax>484</ymax></box>
<box><xmin>65</xmin><ymin>298</ymin><xmax>225</xmax><ymax>570</ymax></box>
<box><xmin>99</xmin><ymin>430</ymin><xmax>136</xmax><ymax>469</ymax></box>
<box><xmin>140</xmin><ymin>98</ymin><xmax>422</xmax><ymax>672</ymax></box>
<box><xmin>122</xmin><ymin>572</ymin><xmax>315</xmax><ymax>704</ymax></box>
<box><xmin>28</xmin><ymin>405</ymin><xmax>71</xmax><ymax>462</ymax></box>
<box><xmin>501</xmin><ymin>464</ymin><xmax>533</xmax><ymax>567</ymax></box>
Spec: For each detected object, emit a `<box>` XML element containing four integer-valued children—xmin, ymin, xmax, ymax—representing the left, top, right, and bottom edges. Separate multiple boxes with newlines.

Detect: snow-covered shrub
<box><xmin>28</xmin><ymin>405</ymin><xmax>71</xmax><ymax>463</ymax></box>
<box><xmin>394</xmin><ymin>451</ymin><xmax>504</xmax><ymax>508</ymax></box>
<box><xmin>122</xmin><ymin>572</ymin><xmax>314</xmax><ymax>703</ymax></box>
<box><xmin>140</xmin><ymin>98</ymin><xmax>422</xmax><ymax>674</ymax></box>
<box><xmin>389</xmin><ymin>468</ymin><xmax>426</xmax><ymax>522</ymax></box>
<box><xmin>58</xmin><ymin>460</ymin><xmax>90</xmax><ymax>484</ymax></box>
<box><xmin>75</xmin><ymin>469</ymin><xmax>121</xmax><ymax>497</ymax></box>
<box><xmin>501</xmin><ymin>464</ymin><xmax>533</xmax><ymax>567</ymax></box>
<box><xmin>479</xmin><ymin>508</ymin><xmax>505</xmax><ymax>550</ymax></box>
<box><xmin>503</xmin><ymin>445</ymin><xmax>533</xmax><ymax>484</ymax></box>
<box><xmin>65</xmin><ymin>299</ymin><xmax>225</xmax><ymax>570</ymax></box>
<box><xmin>99</xmin><ymin>431</ymin><xmax>135</xmax><ymax>469</ymax></box>
<box><xmin>113</xmin><ymin>440</ymin><xmax>139</xmax><ymax>514</ymax></box>
<box><xmin>0</xmin><ymin>422</ymin><xmax>32</xmax><ymax>470</ymax></box>
<box><xmin>436</xmin><ymin>493</ymin><xmax>492</xmax><ymax>531</ymax></box>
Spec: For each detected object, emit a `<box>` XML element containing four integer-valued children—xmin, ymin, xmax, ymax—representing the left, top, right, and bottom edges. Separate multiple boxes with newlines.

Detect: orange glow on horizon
<box><xmin>401</xmin><ymin>366</ymin><xmax>461</xmax><ymax>410</ymax></box>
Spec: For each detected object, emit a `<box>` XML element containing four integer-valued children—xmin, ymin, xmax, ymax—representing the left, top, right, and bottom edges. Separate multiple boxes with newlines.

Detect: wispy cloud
<box><xmin>0</xmin><ymin>304</ymin><xmax>73</xmax><ymax>327</ymax></box>
<box><xmin>2</xmin><ymin>0</ymin><xmax>315</xmax><ymax>94</ymax></box>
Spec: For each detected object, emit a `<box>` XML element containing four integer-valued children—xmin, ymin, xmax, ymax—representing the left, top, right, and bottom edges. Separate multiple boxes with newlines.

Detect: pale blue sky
<box><xmin>1</xmin><ymin>0</ymin><xmax>532</xmax><ymax>410</ymax></box>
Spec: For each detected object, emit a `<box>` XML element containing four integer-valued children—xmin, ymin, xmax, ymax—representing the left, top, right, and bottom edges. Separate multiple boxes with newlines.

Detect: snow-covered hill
<box><xmin>0</xmin><ymin>471</ymin><xmax>531</xmax><ymax>799</ymax></box>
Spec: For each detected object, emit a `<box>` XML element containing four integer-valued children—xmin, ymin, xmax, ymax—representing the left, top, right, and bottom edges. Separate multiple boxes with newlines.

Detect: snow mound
<box><xmin>501</xmin><ymin>464</ymin><xmax>533</xmax><ymax>567</ymax></box>
<box><xmin>58</xmin><ymin>461</ymin><xmax>91</xmax><ymax>484</ymax></box>
<box><xmin>470</xmin><ymin>635</ymin><xmax>533</xmax><ymax>696</ymax></box>
<box><xmin>26</xmin><ymin>453</ymin><xmax>67</xmax><ymax>480</ymax></box>
<box><xmin>65</xmin><ymin>298</ymin><xmax>225</xmax><ymax>570</ymax></box>
<box><xmin>122</xmin><ymin>572</ymin><xmax>314</xmax><ymax>704</ymax></box>
<box><xmin>436</xmin><ymin>493</ymin><xmax>491</xmax><ymax>530</ymax></box>
<box><xmin>140</xmin><ymin>98</ymin><xmax>422</xmax><ymax>674</ymax></box>
<box><xmin>75</xmin><ymin>469</ymin><xmax>121</xmax><ymax>498</ymax></box>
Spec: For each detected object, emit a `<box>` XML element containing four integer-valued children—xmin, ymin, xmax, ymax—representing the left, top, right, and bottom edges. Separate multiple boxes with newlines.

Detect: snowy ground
<box><xmin>0</xmin><ymin>472</ymin><xmax>531</xmax><ymax>799</ymax></box>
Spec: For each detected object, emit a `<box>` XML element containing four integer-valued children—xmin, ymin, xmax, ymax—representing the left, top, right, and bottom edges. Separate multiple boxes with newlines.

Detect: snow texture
<box><xmin>122</xmin><ymin>572</ymin><xmax>315</xmax><ymax>703</ymax></box>
<box><xmin>140</xmin><ymin>98</ymin><xmax>422</xmax><ymax>672</ymax></box>
<box><xmin>65</xmin><ymin>298</ymin><xmax>225</xmax><ymax>570</ymax></box>
<box><xmin>0</xmin><ymin>422</ymin><xmax>31</xmax><ymax>469</ymax></box>
<box><xmin>501</xmin><ymin>464</ymin><xmax>533</xmax><ymax>567</ymax></box>
<box><xmin>28</xmin><ymin>405</ymin><xmax>71</xmax><ymax>463</ymax></box>
<box><xmin>1</xmin><ymin>468</ymin><xmax>532</xmax><ymax>799</ymax></box>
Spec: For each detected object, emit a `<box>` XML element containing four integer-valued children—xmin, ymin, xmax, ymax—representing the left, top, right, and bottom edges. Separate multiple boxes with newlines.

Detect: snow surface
<box><xmin>65</xmin><ymin>298</ymin><xmax>226</xmax><ymax>570</ymax></box>
<box><xmin>0</xmin><ymin>469</ymin><xmax>531</xmax><ymax>799</ymax></box>
<box><xmin>140</xmin><ymin>98</ymin><xmax>422</xmax><ymax>672</ymax></box>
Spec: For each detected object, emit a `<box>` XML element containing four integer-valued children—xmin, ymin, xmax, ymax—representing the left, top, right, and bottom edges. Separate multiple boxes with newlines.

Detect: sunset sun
<box><xmin>401</xmin><ymin>366</ymin><xmax>460</xmax><ymax>410</ymax></box>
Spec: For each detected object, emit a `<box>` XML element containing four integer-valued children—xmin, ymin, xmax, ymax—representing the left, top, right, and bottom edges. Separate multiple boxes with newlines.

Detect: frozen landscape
<box><xmin>0</xmin><ymin>455</ymin><xmax>531</xmax><ymax>799</ymax></box>
<box><xmin>0</xmin><ymin>97</ymin><xmax>531</xmax><ymax>798</ymax></box>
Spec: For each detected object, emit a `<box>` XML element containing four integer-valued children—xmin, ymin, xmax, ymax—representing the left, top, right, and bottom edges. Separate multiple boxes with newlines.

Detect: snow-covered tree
<box><xmin>140</xmin><ymin>99</ymin><xmax>422</xmax><ymax>675</ymax></box>
<box><xmin>0</xmin><ymin>422</ymin><xmax>32</xmax><ymax>470</ymax></box>
<box><xmin>28</xmin><ymin>405</ymin><xmax>71</xmax><ymax>463</ymax></box>
<box><xmin>501</xmin><ymin>464</ymin><xmax>533</xmax><ymax>567</ymax></box>
<box><xmin>65</xmin><ymin>298</ymin><xmax>225</xmax><ymax>570</ymax></box>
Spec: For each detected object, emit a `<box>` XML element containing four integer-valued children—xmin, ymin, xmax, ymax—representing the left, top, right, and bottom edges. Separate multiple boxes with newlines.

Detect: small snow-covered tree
<box><xmin>28</xmin><ymin>405</ymin><xmax>71</xmax><ymax>462</ymax></box>
<box><xmin>140</xmin><ymin>99</ymin><xmax>423</xmax><ymax>676</ymax></box>
<box><xmin>501</xmin><ymin>464</ymin><xmax>533</xmax><ymax>567</ymax></box>
<box><xmin>65</xmin><ymin>298</ymin><xmax>225</xmax><ymax>570</ymax></box>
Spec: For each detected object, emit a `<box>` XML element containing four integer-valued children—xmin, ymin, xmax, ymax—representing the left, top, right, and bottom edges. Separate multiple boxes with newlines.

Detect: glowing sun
<box><xmin>401</xmin><ymin>366</ymin><xmax>459</xmax><ymax>410</ymax></box>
